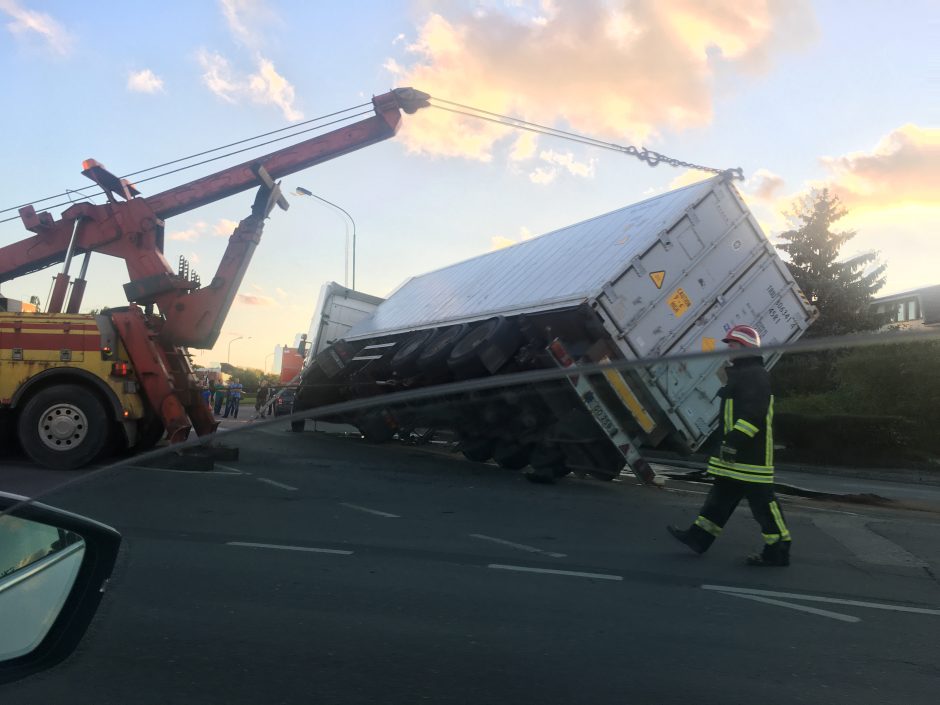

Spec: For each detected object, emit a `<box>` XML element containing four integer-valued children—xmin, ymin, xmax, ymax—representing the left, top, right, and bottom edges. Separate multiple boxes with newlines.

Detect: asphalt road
<box><xmin>2</xmin><ymin>424</ymin><xmax>940</xmax><ymax>705</ymax></box>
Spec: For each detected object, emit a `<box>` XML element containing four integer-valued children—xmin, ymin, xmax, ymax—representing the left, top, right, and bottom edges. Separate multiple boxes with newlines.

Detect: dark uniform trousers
<box><xmin>687</xmin><ymin>476</ymin><xmax>791</xmax><ymax>553</ymax></box>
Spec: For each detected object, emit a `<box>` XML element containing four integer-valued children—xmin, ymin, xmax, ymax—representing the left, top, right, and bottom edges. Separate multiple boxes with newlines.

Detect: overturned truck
<box><xmin>291</xmin><ymin>175</ymin><xmax>816</xmax><ymax>483</ymax></box>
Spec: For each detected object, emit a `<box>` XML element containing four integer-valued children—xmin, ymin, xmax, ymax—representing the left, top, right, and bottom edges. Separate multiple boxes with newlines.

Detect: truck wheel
<box><xmin>492</xmin><ymin>442</ymin><xmax>531</xmax><ymax>470</ymax></box>
<box><xmin>525</xmin><ymin>444</ymin><xmax>568</xmax><ymax>484</ymax></box>
<box><xmin>460</xmin><ymin>437</ymin><xmax>495</xmax><ymax>462</ymax></box>
<box><xmin>358</xmin><ymin>412</ymin><xmax>397</xmax><ymax>443</ymax></box>
<box><xmin>18</xmin><ymin>384</ymin><xmax>109</xmax><ymax>470</ymax></box>
<box><xmin>447</xmin><ymin>316</ymin><xmax>522</xmax><ymax>377</ymax></box>
<box><xmin>290</xmin><ymin>419</ymin><xmax>305</xmax><ymax>433</ymax></box>
<box><xmin>416</xmin><ymin>324</ymin><xmax>469</xmax><ymax>372</ymax></box>
<box><xmin>390</xmin><ymin>329</ymin><xmax>435</xmax><ymax>376</ymax></box>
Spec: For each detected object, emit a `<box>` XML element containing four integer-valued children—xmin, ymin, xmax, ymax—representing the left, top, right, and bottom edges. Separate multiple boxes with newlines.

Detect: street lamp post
<box><xmin>227</xmin><ymin>335</ymin><xmax>251</xmax><ymax>363</ymax></box>
<box><xmin>294</xmin><ymin>187</ymin><xmax>357</xmax><ymax>289</ymax></box>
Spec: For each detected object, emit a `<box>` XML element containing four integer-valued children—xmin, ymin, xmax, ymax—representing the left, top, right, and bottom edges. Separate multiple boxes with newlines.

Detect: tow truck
<box><xmin>0</xmin><ymin>88</ymin><xmax>430</xmax><ymax>469</ymax></box>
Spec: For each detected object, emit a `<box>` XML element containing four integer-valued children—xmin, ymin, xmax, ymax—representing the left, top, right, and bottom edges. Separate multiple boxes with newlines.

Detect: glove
<box><xmin>720</xmin><ymin>444</ymin><xmax>738</xmax><ymax>463</ymax></box>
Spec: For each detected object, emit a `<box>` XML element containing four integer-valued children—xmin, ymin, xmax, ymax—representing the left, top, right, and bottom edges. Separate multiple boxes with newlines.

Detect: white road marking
<box><xmin>340</xmin><ymin>502</ymin><xmax>400</xmax><ymax>518</ymax></box>
<box><xmin>217</xmin><ymin>463</ymin><xmax>250</xmax><ymax>475</ymax></box>
<box><xmin>811</xmin><ymin>515</ymin><xmax>927</xmax><ymax>567</ymax></box>
<box><xmin>702</xmin><ymin>585</ymin><xmax>940</xmax><ymax>616</ymax></box>
<box><xmin>227</xmin><ymin>541</ymin><xmax>352</xmax><ymax>555</ymax></box>
<box><xmin>717</xmin><ymin>591</ymin><xmax>861</xmax><ymax>623</ymax></box>
<box><xmin>256</xmin><ymin>477</ymin><xmax>298</xmax><ymax>491</ymax></box>
<box><xmin>470</xmin><ymin>533</ymin><xmax>566</xmax><ymax>558</ymax></box>
<box><xmin>488</xmin><ymin>564</ymin><xmax>622</xmax><ymax>581</ymax></box>
<box><xmin>126</xmin><ymin>465</ymin><xmax>240</xmax><ymax>475</ymax></box>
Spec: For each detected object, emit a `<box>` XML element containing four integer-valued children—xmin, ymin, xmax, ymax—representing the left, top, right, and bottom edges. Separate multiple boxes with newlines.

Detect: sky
<box><xmin>0</xmin><ymin>0</ymin><xmax>936</xmax><ymax>371</ymax></box>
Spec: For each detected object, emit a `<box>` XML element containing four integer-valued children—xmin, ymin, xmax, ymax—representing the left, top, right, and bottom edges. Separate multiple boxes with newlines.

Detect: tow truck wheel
<box><xmin>18</xmin><ymin>384</ymin><xmax>109</xmax><ymax>470</ymax></box>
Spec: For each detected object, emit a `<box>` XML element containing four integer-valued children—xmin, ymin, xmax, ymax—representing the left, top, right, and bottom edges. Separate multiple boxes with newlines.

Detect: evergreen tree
<box><xmin>776</xmin><ymin>189</ymin><xmax>887</xmax><ymax>337</ymax></box>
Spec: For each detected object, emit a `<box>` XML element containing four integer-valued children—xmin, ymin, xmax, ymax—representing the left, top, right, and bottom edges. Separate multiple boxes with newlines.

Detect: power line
<box><xmin>0</xmin><ymin>101</ymin><xmax>373</xmax><ymax>217</ymax></box>
<box><xmin>0</xmin><ymin>108</ymin><xmax>374</xmax><ymax>225</ymax></box>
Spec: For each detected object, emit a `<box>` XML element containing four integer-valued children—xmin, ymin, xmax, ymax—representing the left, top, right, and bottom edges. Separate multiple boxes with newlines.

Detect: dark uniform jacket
<box><xmin>707</xmin><ymin>355</ymin><xmax>775</xmax><ymax>483</ymax></box>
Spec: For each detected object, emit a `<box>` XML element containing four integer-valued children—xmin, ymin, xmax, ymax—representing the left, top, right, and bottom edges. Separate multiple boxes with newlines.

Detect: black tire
<box><xmin>416</xmin><ymin>324</ymin><xmax>469</xmax><ymax>372</ymax></box>
<box><xmin>492</xmin><ymin>442</ymin><xmax>531</xmax><ymax>470</ymax></box>
<box><xmin>390</xmin><ymin>329</ymin><xmax>436</xmax><ymax>376</ymax></box>
<box><xmin>18</xmin><ymin>384</ymin><xmax>109</xmax><ymax>470</ymax></box>
<box><xmin>447</xmin><ymin>316</ymin><xmax>522</xmax><ymax>377</ymax></box>
<box><xmin>290</xmin><ymin>419</ymin><xmax>305</xmax><ymax>433</ymax></box>
<box><xmin>460</xmin><ymin>437</ymin><xmax>495</xmax><ymax>462</ymax></box>
<box><xmin>525</xmin><ymin>443</ymin><xmax>568</xmax><ymax>483</ymax></box>
<box><xmin>358</xmin><ymin>412</ymin><xmax>396</xmax><ymax>443</ymax></box>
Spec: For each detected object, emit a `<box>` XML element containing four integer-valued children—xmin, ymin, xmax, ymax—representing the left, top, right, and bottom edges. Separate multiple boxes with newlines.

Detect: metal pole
<box><xmin>294</xmin><ymin>187</ymin><xmax>357</xmax><ymax>289</ymax></box>
<box><xmin>227</xmin><ymin>336</ymin><xmax>243</xmax><ymax>363</ymax></box>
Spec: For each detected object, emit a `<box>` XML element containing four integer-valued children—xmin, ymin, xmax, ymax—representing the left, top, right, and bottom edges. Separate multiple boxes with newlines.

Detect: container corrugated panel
<box><xmin>592</xmin><ymin>181</ymin><xmax>816</xmax><ymax>447</ymax></box>
<box><xmin>346</xmin><ymin>177</ymin><xmax>725</xmax><ymax>341</ymax></box>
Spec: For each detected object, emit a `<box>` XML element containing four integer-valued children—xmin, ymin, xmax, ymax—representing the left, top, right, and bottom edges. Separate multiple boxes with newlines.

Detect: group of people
<box><xmin>201</xmin><ymin>378</ymin><xmax>272</xmax><ymax>420</ymax></box>
<box><xmin>206</xmin><ymin>378</ymin><xmax>244</xmax><ymax>418</ymax></box>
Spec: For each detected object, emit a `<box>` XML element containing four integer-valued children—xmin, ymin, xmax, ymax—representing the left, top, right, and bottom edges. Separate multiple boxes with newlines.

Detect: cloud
<box><xmin>127</xmin><ymin>69</ymin><xmax>165</xmax><ymax>94</ymax></box>
<box><xmin>168</xmin><ymin>223</ymin><xmax>206</xmax><ymax>241</ymax></box>
<box><xmin>248</xmin><ymin>57</ymin><xmax>303</xmax><ymax>121</ymax></box>
<box><xmin>539</xmin><ymin>149</ymin><xmax>596</xmax><ymax>177</ymax></box>
<box><xmin>197</xmin><ymin>49</ymin><xmax>302</xmax><ymax>121</ymax></box>
<box><xmin>668</xmin><ymin>169</ymin><xmax>711</xmax><ymax>189</ymax></box>
<box><xmin>745</xmin><ymin>168</ymin><xmax>785</xmax><ymax>201</ymax></box>
<box><xmin>490</xmin><ymin>225</ymin><xmax>534</xmax><ymax>250</ymax></box>
<box><xmin>219</xmin><ymin>0</ymin><xmax>277</xmax><ymax>48</ymax></box>
<box><xmin>275</xmin><ymin>287</ymin><xmax>289</xmax><ymax>298</ymax></box>
<box><xmin>818</xmin><ymin>124</ymin><xmax>939</xmax><ymax>211</ymax></box>
<box><xmin>236</xmin><ymin>293</ymin><xmax>277</xmax><ymax>307</ymax></box>
<box><xmin>529</xmin><ymin>166</ymin><xmax>557</xmax><ymax>184</ymax></box>
<box><xmin>169</xmin><ymin>219</ymin><xmax>238</xmax><ymax>241</ymax></box>
<box><xmin>509</xmin><ymin>133</ymin><xmax>538</xmax><ymax>161</ymax></box>
<box><xmin>527</xmin><ymin>149</ymin><xmax>596</xmax><ymax>185</ymax></box>
<box><xmin>0</xmin><ymin>0</ymin><xmax>73</xmax><ymax>55</ymax></box>
<box><xmin>213</xmin><ymin>218</ymin><xmax>239</xmax><ymax>236</ymax></box>
<box><xmin>386</xmin><ymin>1</ymin><xmax>816</xmax><ymax>161</ymax></box>
<box><xmin>198</xmin><ymin>50</ymin><xmax>240</xmax><ymax>103</ymax></box>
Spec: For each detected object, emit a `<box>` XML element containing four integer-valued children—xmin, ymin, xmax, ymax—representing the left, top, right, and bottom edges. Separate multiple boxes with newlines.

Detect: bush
<box><xmin>774</xmin><ymin>339</ymin><xmax>940</xmax><ymax>462</ymax></box>
<box><xmin>774</xmin><ymin>413</ymin><xmax>925</xmax><ymax>466</ymax></box>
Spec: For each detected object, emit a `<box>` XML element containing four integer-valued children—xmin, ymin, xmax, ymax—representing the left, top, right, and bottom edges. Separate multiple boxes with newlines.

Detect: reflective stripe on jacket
<box><xmin>707</xmin><ymin>356</ymin><xmax>775</xmax><ymax>484</ymax></box>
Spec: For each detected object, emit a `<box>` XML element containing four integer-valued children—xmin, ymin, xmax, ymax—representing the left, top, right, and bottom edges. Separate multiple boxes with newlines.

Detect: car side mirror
<box><xmin>0</xmin><ymin>493</ymin><xmax>120</xmax><ymax>685</ymax></box>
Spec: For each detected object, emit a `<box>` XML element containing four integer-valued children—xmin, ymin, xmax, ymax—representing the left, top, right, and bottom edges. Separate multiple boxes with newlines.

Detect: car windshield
<box><xmin>1</xmin><ymin>3</ymin><xmax>938</xmax><ymax>703</ymax></box>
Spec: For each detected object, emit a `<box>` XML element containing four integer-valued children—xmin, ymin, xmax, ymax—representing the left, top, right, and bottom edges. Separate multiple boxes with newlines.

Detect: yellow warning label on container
<box><xmin>702</xmin><ymin>337</ymin><xmax>716</xmax><ymax>352</ymax></box>
<box><xmin>667</xmin><ymin>288</ymin><xmax>692</xmax><ymax>317</ymax></box>
<box><xmin>650</xmin><ymin>271</ymin><xmax>666</xmax><ymax>289</ymax></box>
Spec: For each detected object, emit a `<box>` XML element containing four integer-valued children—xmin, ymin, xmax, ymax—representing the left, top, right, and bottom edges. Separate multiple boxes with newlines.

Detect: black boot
<box><xmin>667</xmin><ymin>526</ymin><xmax>706</xmax><ymax>555</ymax></box>
<box><xmin>746</xmin><ymin>541</ymin><xmax>791</xmax><ymax>567</ymax></box>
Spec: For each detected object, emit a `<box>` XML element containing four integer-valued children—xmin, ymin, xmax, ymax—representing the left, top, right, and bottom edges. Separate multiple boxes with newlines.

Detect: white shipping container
<box><xmin>340</xmin><ymin>175</ymin><xmax>816</xmax><ymax>451</ymax></box>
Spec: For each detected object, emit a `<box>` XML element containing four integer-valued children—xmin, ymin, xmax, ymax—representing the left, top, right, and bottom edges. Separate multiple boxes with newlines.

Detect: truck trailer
<box><xmin>292</xmin><ymin>174</ymin><xmax>817</xmax><ymax>482</ymax></box>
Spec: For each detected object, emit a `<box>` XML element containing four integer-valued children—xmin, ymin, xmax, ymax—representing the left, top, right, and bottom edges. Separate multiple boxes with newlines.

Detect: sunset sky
<box><xmin>1</xmin><ymin>0</ymin><xmax>936</xmax><ymax>370</ymax></box>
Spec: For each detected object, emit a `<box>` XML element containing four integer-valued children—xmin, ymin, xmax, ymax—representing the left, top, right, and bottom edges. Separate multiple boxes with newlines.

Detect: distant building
<box><xmin>870</xmin><ymin>285</ymin><xmax>940</xmax><ymax>330</ymax></box>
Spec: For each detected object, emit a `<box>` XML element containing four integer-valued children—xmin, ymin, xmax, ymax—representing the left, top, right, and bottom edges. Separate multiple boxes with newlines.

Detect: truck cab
<box><xmin>0</xmin><ymin>305</ymin><xmax>149</xmax><ymax>469</ymax></box>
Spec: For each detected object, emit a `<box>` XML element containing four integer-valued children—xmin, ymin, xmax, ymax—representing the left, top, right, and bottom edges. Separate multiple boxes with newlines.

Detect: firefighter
<box><xmin>667</xmin><ymin>324</ymin><xmax>791</xmax><ymax>567</ymax></box>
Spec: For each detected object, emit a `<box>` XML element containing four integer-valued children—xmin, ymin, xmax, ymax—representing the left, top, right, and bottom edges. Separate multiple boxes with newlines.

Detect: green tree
<box><xmin>776</xmin><ymin>189</ymin><xmax>887</xmax><ymax>337</ymax></box>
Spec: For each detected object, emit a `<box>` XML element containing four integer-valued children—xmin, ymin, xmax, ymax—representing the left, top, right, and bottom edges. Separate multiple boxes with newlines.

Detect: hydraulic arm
<box><xmin>0</xmin><ymin>87</ymin><xmax>430</xmax><ymax>349</ymax></box>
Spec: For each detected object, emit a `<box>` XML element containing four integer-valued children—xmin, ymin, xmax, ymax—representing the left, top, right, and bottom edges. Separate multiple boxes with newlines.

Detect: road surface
<box><xmin>2</xmin><ymin>423</ymin><xmax>939</xmax><ymax>704</ymax></box>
